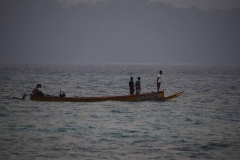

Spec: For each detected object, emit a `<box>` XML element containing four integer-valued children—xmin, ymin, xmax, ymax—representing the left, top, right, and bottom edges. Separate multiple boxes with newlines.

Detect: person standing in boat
<box><xmin>135</xmin><ymin>77</ymin><xmax>141</xmax><ymax>95</ymax></box>
<box><xmin>129</xmin><ymin>77</ymin><xmax>134</xmax><ymax>95</ymax></box>
<box><xmin>157</xmin><ymin>70</ymin><xmax>162</xmax><ymax>92</ymax></box>
<box><xmin>32</xmin><ymin>84</ymin><xmax>44</xmax><ymax>96</ymax></box>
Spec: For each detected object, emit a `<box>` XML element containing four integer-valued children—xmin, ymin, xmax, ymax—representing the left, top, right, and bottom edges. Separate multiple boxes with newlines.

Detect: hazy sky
<box><xmin>56</xmin><ymin>0</ymin><xmax>240</xmax><ymax>10</ymax></box>
<box><xmin>0</xmin><ymin>0</ymin><xmax>240</xmax><ymax>65</ymax></box>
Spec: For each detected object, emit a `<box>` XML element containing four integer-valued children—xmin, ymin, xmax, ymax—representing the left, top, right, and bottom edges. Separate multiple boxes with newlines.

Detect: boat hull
<box><xmin>30</xmin><ymin>91</ymin><xmax>165</xmax><ymax>102</ymax></box>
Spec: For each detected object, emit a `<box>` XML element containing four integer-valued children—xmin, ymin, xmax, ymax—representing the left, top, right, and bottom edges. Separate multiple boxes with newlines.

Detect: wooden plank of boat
<box><xmin>29</xmin><ymin>91</ymin><xmax>183</xmax><ymax>102</ymax></box>
<box><xmin>164</xmin><ymin>91</ymin><xmax>184</xmax><ymax>101</ymax></box>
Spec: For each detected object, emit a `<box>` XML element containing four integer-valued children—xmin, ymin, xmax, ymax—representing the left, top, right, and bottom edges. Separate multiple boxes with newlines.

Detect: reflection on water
<box><xmin>0</xmin><ymin>64</ymin><xmax>240</xmax><ymax>159</ymax></box>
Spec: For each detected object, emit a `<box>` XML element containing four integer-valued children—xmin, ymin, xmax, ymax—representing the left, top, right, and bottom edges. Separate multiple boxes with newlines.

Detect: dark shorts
<box><xmin>130</xmin><ymin>88</ymin><xmax>134</xmax><ymax>95</ymax></box>
<box><xmin>157</xmin><ymin>82</ymin><xmax>161</xmax><ymax>88</ymax></box>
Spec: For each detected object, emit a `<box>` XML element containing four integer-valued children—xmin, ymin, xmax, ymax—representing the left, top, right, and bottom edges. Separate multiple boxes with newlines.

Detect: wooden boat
<box><xmin>28</xmin><ymin>91</ymin><xmax>184</xmax><ymax>102</ymax></box>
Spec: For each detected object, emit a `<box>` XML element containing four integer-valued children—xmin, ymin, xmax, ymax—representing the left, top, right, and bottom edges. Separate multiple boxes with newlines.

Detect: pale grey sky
<box><xmin>0</xmin><ymin>0</ymin><xmax>240</xmax><ymax>65</ymax></box>
<box><xmin>149</xmin><ymin>0</ymin><xmax>240</xmax><ymax>10</ymax></box>
<box><xmin>55</xmin><ymin>0</ymin><xmax>240</xmax><ymax>9</ymax></box>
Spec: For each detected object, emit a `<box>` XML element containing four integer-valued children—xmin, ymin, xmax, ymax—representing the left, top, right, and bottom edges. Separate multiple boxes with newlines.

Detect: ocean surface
<box><xmin>0</xmin><ymin>64</ymin><xmax>240</xmax><ymax>160</ymax></box>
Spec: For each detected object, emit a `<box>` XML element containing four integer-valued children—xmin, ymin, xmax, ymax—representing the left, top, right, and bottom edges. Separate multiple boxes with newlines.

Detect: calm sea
<box><xmin>0</xmin><ymin>64</ymin><xmax>240</xmax><ymax>160</ymax></box>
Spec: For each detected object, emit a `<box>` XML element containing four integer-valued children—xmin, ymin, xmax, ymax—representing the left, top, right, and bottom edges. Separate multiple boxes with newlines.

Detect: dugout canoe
<box><xmin>29</xmin><ymin>91</ymin><xmax>184</xmax><ymax>102</ymax></box>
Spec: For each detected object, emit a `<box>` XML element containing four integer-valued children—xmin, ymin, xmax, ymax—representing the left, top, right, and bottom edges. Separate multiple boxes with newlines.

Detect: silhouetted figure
<box><xmin>32</xmin><ymin>84</ymin><xmax>44</xmax><ymax>96</ymax></box>
<box><xmin>135</xmin><ymin>77</ymin><xmax>141</xmax><ymax>95</ymax></box>
<box><xmin>129</xmin><ymin>77</ymin><xmax>134</xmax><ymax>95</ymax></box>
<box><xmin>157</xmin><ymin>71</ymin><xmax>162</xmax><ymax>92</ymax></box>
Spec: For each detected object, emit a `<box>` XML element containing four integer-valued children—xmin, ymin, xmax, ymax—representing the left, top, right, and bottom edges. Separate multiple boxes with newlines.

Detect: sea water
<box><xmin>0</xmin><ymin>64</ymin><xmax>240</xmax><ymax>160</ymax></box>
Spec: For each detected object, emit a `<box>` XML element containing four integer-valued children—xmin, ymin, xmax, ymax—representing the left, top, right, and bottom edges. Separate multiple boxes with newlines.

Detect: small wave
<box><xmin>56</xmin><ymin>127</ymin><xmax>67</xmax><ymax>132</ymax></box>
<box><xmin>110</xmin><ymin>110</ymin><xmax>123</xmax><ymax>114</ymax></box>
<box><xmin>200</xmin><ymin>142</ymin><xmax>230</xmax><ymax>150</ymax></box>
<box><xmin>174</xmin><ymin>146</ymin><xmax>194</xmax><ymax>151</ymax></box>
<box><xmin>185</xmin><ymin>118</ymin><xmax>192</xmax><ymax>122</ymax></box>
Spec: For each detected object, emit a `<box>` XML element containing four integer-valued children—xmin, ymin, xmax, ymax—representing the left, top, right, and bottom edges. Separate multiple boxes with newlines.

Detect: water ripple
<box><xmin>0</xmin><ymin>64</ymin><xmax>240</xmax><ymax>159</ymax></box>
